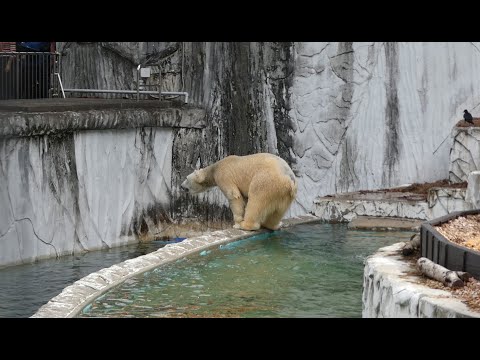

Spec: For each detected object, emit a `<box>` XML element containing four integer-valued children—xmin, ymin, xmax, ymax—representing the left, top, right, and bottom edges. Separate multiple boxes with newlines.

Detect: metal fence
<box><xmin>0</xmin><ymin>52</ymin><xmax>61</xmax><ymax>100</ymax></box>
<box><xmin>0</xmin><ymin>51</ymin><xmax>188</xmax><ymax>103</ymax></box>
<box><xmin>62</xmin><ymin>64</ymin><xmax>188</xmax><ymax>103</ymax></box>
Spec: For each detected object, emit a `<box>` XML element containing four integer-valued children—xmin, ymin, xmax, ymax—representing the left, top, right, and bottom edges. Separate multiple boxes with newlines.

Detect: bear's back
<box><xmin>220</xmin><ymin>153</ymin><xmax>295</xmax><ymax>184</ymax></box>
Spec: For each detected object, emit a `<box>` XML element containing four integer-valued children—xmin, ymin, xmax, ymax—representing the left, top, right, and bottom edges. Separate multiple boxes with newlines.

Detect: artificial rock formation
<box><xmin>465</xmin><ymin>171</ymin><xmax>480</xmax><ymax>208</ymax></box>
<box><xmin>3</xmin><ymin>42</ymin><xmax>480</xmax><ymax>265</ymax></box>
<box><xmin>449</xmin><ymin>127</ymin><xmax>480</xmax><ymax>183</ymax></box>
<box><xmin>56</xmin><ymin>42</ymin><xmax>480</xmax><ymax>219</ymax></box>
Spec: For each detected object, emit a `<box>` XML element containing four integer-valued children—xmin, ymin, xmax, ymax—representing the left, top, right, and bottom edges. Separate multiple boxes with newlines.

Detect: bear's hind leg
<box><xmin>262</xmin><ymin>209</ymin><xmax>285</xmax><ymax>231</ymax></box>
<box><xmin>239</xmin><ymin>197</ymin><xmax>266</xmax><ymax>231</ymax></box>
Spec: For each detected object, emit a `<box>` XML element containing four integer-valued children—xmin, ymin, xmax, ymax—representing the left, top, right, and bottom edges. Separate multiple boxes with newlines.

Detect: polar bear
<box><xmin>180</xmin><ymin>153</ymin><xmax>297</xmax><ymax>231</ymax></box>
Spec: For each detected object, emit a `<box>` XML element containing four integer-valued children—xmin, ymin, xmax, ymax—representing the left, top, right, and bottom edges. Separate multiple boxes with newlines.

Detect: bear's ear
<box><xmin>195</xmin><ymin>169</ymin><xmax>206</xmax><ymax>184</ymax></box>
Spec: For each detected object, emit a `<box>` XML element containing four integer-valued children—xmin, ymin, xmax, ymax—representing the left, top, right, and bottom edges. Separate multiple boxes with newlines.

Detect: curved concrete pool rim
<box><xmin>31</xmin><ymin>215</ymin><xmax>321</xmax><ymax>318</ymax></box>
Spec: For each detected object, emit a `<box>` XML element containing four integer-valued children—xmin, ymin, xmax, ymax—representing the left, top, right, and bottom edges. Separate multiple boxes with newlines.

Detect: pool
<box><xmin>0</xmin><ymin>240</ymin><xmax>170</xmax><ymax>318</ymax></box>
<box><xmin>79</xmin><ymin>223</ymin><xmax>414</xmax><ymax>318</ymax></box>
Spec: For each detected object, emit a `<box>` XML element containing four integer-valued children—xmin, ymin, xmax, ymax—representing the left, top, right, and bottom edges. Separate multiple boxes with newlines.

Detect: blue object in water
<box><xmin>153</xmin><ymin>237</ymin><xmax>186</xmax><ymax>245</ymax></box>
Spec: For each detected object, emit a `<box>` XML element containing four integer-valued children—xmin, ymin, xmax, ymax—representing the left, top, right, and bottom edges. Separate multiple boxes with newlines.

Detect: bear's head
<box><xmin>180</xmin><ymin>169</ymin><xmax>210</xmax><ymax>194</ymax></box>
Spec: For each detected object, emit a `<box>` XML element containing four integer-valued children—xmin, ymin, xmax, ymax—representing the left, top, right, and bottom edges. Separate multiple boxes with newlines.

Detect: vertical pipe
<box><xmin>57</xmin><ymin>73</ymin><xmax>65</xmax><ymax>98</ymax></box>
<box><xmin>158</xmin><ymin>61</ymin><xmax>162</xmax><ymax>101</ymax></box>
<box><xmin>136</xmin><ymin>64</ymin><xmax>140</xmax><ymax>101</ymax></box>
<box><xmin>15</xmin><ymin>53</ymin><xmax>19</xmax><ymax>99</ymax></box>
<box><xmin>181</xmin><ymin>42</ymin><xmax>185</xmax><ymax>92</ymax></box>
<box><xmin>27</xmin><ymin>53</ymin><xmax>30</xmax><ymax>99</ymax></box>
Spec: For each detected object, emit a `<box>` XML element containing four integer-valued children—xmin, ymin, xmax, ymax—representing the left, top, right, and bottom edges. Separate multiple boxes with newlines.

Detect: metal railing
<box><xmin>0</xmin><ymin>52</ymin><xmax>61</xmax><ymax>100</ymax></box>
<box><xmin>62</xmin><ymin>88</ymin><xmax>189</xmax><ymax>103</ymax></box>
<box><xmin>63</xmin><ymin>64</ymin><xmax>189</xmax><ymax>103</ymax></box>
<box><xmin>1</xmin><ymin>52</ymin><xmax>188</xmax><ymax>103</ymax></box>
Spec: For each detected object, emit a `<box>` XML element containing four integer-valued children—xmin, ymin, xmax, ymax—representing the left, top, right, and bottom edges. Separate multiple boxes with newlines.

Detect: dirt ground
<box><xmin>359</xmin><ymin>179</ymin><xmax>468</xmax><ymax>199</ymax></box>
<box><xmin>417</xmin><ymin>273</ymin><xmax>480</xmax><ymax>312</ymax></box>
<box><xmin>456</xmin><ymin>118</ymin><xmax>480</xmax><ymax>128</ymax></box>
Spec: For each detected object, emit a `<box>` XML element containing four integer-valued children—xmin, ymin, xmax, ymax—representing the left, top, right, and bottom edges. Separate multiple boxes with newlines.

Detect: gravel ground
<box><xmin>435</xmin><ymin>214</ymin><xmax>480</xmax><ymax>252</ymax></box>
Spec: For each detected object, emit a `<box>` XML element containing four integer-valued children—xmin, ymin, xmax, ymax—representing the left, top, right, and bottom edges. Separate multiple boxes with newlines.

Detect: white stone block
<box><xmin>466</xmin><ymin>171</ymin><xmax>480</xmax><ymax>208</ymax></box>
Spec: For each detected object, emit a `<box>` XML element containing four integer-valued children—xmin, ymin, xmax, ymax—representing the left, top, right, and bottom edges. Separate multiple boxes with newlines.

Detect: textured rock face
<box><xmin>449</xmin><ymin>127</ymin><xmax>480</xmax><ymax>183</ymax></box>
<box><xmin>4</xmin><ymin>42</ymin><xmax>480</xmax><ymax>266</ymax></box>
<box><xmin>290</xmin><ymin>42</ymin><xmax>480</xmax><ymax>215</ymax></box>
<box><xmin>56</xmin><ymin>42</ymin><xmax>480</xmax><ymax>220</ymax></box>
<box><xmin>0</xmin><ymin>128</ymin><xmax>173</xmax><ymax>266</ymax></box>
<box><xmin>314</xmin><ymin>187</ymin><xmax>473</xmax><ymax>222</ymax></box>
<box><xmin>466</xmin><ymin>171</ymin><xmax>480</xmax><ymax>208</ymax></box>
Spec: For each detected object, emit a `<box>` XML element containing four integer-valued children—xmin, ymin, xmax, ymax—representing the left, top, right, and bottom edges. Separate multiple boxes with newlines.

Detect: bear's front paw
<box><xmin>233</xmin><ymin>223</ymin><xmax>242</xmax><ymax>229</ymax></box>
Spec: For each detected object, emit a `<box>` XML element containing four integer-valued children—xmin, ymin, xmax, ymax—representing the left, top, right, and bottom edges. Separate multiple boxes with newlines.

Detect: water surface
<box><xmin>80</xmin><ymin>223</ymin><xmax>413</xmax><ymax>318</ymax></box>
<box><xmin>0</xmin><ymin>240</ymin><xmax>169</xmax><ymax>318</ymax></box>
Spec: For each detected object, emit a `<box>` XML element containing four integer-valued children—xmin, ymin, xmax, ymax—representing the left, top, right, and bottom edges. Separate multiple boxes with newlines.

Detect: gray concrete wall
<box><xmin>0</xmin><ymin>102</ymin><xmax>210</xmax><ymax>267</ymax></box>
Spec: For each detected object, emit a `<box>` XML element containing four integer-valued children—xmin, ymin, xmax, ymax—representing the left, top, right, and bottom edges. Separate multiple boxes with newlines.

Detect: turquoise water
<box><xmin>0</xmin><ymin>240</ymin><xmax>171</xmax><ymax>318</ymax></box>
<box><xmin>80</xmin><ymin>223</ymin><xmax>414</xmax><ymax>318</ymax></box>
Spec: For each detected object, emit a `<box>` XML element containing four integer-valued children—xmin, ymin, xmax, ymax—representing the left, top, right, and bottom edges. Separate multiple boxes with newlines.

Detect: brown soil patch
<box><xmin>388</xmin><ymin>180</ymin><xmax>467</xmax><ymax>195</ymax></box>
<box><xmin>456</xmin><ymin>117</ymin><xmax>480</xmax><ymax>127</ymax></box>
<box><xmin>358</xmin><ymin>179</ymin><xmax>467</xmax><ymax>198</ymax></box>
<box><xmin>419</xmin><ymin>270</ymin><xmax>480</xmax><ymax>312</ymax></box>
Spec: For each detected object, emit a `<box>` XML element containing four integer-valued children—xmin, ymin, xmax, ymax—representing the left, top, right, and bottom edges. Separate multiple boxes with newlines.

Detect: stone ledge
<box><xmin>314</xmin><ymin>187</ymin><xmax>473</xmax><ymax>223</ymax></box>
<box><xmin>348</xmin><ymin>216</ymin><xmax>423</xmax><ymax>231</ymax></box>
<box><xmin>31</xmin><ymin>214</ymin><xmax>320</xmax><ymax>318</ymax></box>
<box><xmin>0</xmin><ymin>99</ymin><xmax>206</xmax><ymax>138</ymax></box>
<box><xmin>0</xmin><ymin>98</ymin><xmax>187</xmax><ymax>112</ymax></box>
<box><xmin>362</xmin><ymin>242</ymin><xmax>480</xmax><ymax>318</ymax></box>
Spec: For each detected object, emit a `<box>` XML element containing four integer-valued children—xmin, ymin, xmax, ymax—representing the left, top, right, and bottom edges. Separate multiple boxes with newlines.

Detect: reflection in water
<box><xmin>80</xmin><ymin>223</ymin><xmax>414</xmax><ymax>318</ymax></box>
<box><xmin>0</xmin><ymin>240</ymin><xmax>168</xmax><ymax>318</ymax></box>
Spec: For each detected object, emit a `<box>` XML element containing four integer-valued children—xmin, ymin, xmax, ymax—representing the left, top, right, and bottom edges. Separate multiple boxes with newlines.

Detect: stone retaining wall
<box><xmin>362</xmin><ymin>242</ymin><xmax>480</xmax><ymax>318</ymax></box>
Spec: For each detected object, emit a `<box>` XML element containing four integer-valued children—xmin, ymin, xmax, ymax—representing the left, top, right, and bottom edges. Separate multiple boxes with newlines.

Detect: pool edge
<box><xmin>31</xmin><ymin>215</ymin><xmax>321</xmax><ymax>318</ymax></box>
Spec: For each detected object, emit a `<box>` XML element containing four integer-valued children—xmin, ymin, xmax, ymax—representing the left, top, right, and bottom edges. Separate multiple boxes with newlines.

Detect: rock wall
<box><xmin>0</xmin><ymin>128</ymin><xmax>174</xmax><ymax>266</ymax></box>
<box><xmin>0</xmin><ymin>101</ymin><xmax>210</xmax><ymax>267</ymax></box>
<box><xmin>466</xmin><ymin>171</ymin><xmax>480</xmax><ymax>208</ymax></box>
<box><xmin>4</xmin><ymin>41</ymin><xmax>479</xmax><ymax>266</ymax></box>
<box><xmin>449</xmin><ymin>127</ymin><xmax>480</xmax><ymax>183</ymax></box>
<box><xmin>290</xmin><ymin>42</ymin><xmax>480</xmax><ymax>215</ymax></box>
<box><xmin>58</xmin><ymin>42</ymin><xmax>480</xmax><ymax>219</ymax></box>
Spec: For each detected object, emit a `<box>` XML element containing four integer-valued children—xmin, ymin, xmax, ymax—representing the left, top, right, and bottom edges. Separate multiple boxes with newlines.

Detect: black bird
<box><xmin>464</xmin><ymin>109</ymin><xmax>474</xmax><ymax>124</ymax></box>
